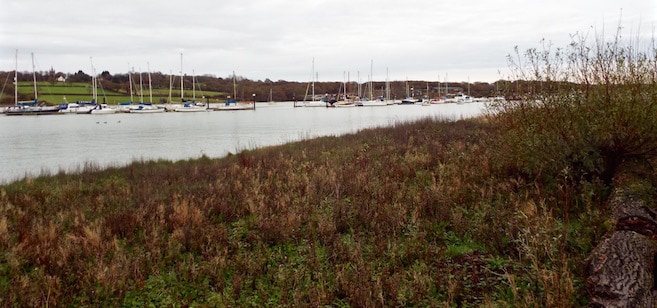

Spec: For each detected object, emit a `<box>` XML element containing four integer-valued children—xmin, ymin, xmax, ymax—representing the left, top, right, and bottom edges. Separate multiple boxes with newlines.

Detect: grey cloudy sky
<box><xmin>1</xmin><ymin>0</ymin><xmax>655</xmax><ymax>83</ymax></box>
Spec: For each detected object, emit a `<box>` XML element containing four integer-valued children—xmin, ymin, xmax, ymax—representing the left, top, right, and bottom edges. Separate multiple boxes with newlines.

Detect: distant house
<box><xmin>57</xmin><ymin>76</ymin><xmax>66</xmax><ymax>82</ymax></box>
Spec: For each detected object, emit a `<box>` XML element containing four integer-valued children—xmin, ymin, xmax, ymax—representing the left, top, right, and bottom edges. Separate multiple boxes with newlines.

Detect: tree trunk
<box><xmin>585</xmin><ymin>186</ymin><xmax>657</xmax><ymax>307</ymax></box>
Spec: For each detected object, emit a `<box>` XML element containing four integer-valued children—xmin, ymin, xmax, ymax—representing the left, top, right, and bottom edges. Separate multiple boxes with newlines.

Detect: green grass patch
<box><xmin>11</xmin><ymin>81</ymin><xmax>226</xmax><ymax>104</ymax></box>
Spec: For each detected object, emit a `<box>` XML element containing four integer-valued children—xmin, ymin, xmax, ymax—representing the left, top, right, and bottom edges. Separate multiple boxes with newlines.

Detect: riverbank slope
<box><xmin>0</xmin><ymin>117</ymin><xmax>621</xmax><ymax>306</ymax></box>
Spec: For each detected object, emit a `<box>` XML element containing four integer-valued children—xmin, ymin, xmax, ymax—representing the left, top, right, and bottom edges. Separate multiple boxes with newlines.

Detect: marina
<box><xmin>0</xmin><ymin>101</ymin><xmax>486</xmax><ymax>184</ymax></box>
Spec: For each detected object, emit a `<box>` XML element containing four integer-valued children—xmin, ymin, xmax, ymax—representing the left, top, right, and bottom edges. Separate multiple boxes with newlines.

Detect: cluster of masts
<box><xmin>296</xmin><ymin>58</ymin><xmax>503</xmax><ymax>107</ymax></box>
<box><xmin>4</xmin><ymin>51</ymin><xmax>258</xmax><ymax>115</ymax></box>
<box><xmin>5</xmin><ymin>52</ymin><xmax>505</xmax><ymax>114</ymax></box>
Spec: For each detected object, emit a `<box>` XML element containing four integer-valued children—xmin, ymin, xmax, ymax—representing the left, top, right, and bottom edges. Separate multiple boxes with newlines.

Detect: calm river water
<box><xmin>0</xmin><ymin>102</ymin><xmax>486</xmax><ymax>184</ymax></box>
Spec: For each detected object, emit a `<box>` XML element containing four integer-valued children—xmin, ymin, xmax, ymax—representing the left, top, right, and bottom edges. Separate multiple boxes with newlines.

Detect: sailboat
<box><xmin>385</xmin><ymin>69</ymin><xmax>395</xmax><ymax>105</ymax></box>
<box><xmin>6</xmin><ymin>51</ymin><xmax>63</xmax><ymax>115</ymax></box>
<box><xmin>86</xmin><ymin>58</ymin><xmax>116</xmax><ymax>115</ymax></box>
<box><xmin>333</xmin><ymin>72</ymin><xmax>355</xmax><ymax>107</ymax></box>
<box><xmin>400</xmin><ymin>79</ymin><xmax>419</xmax><ymax>105</ymax></box>
<box><xmin>174</xmin><ymin>66</ymin><xmax>208</xmax><ymax>112</ymax></box>
<box><xmin>130</xmin><ymin>64</ymin><xmax>165</xmax><ymax>113</ymax></box>
<box><xmin>267</xmin><ymin>89</ymin><xmax>274</xmax><ymax>105</ymax></box>
<box><xmin>115</xmin><ymin>68</ymin><xmax>136</xmax><ymax>113</ymax></box>
<box><xmin>164</xmin><ymin>53</ymin><xmax>205</xmax><ymax>112</ymax></box>
<box><xmin>212</xmin><ymin>71</ymin><xmax>255</xmax><ymax>111</ymax></box>
<box><xmin>301</xmin><ymin>58</ymin><xmax>329</xmax><ymax>107</ymax></box>
<box><xmin>454</xmin><ymin>77</ymin><xmax>473</xmax><ymax>104</ymax></box>
<box><xmin>164</xmin><ymin>63</ymin><xmax>182</xmax><ymax>112</ymax></box>
<box><xmin>359</xmin><ymin>60</ymin><xmax>387</xmax><ymax>107</ymax></box>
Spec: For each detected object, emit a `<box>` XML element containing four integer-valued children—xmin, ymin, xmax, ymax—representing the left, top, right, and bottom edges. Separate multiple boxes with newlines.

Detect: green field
<box><xmin>9</xmin><ymin>82</ymin><xmax>226</xmax><ymax>105</ymax></box>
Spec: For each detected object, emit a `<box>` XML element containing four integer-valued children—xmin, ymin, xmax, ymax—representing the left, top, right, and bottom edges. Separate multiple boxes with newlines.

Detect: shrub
<box><xmin>489</xmin><ymin>26</ymin><xmax>657</xmax><ymax>194</ymax></box>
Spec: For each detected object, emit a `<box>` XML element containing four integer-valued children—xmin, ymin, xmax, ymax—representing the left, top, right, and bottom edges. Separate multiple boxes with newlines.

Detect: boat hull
<box><xmin>174</xmin><ymin>107</ymin><xmax>209</xmax><ymax>112</ymax></box>
<box><xmin>212</xmin><ymin>105</ymin><xmax>254</xmax><ymax>111</ymax></box>
<box><xmin>302</xmin><ymin>101</ymin><xmax>329</xmax><ymax>107</ymax></box>
<box><xmin>90</xmin><ymin>109</ymin><xmax>116</xmax><ymax>115</ymax></box>
<box><xmin>129</xmin><ymin>106</ymin><xmax>165</xmax><ymax>113</ymax></box>
<box><xmin>5</xmin><ymin>106</ymin><xmax>63</xmax><ymax>115</ymax></box>
<box><xmin>130</xmin><ymin>109</ymin><xmax>165</xmax><ymax>113</ymax></box>
<box><xmin>359</xmin><ymin>100</ymin><xmax>388</xmax><ymax>107</ymax></box>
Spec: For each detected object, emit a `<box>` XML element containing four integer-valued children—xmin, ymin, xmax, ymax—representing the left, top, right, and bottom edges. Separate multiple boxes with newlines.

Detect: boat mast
<box><xmin>311</xmin><ymin>58</ymin><xmax>315</xmax><ymax>102</ymax></box>
<box><xmin>14</xmin><ymin>49</ymin><xmax>17</xmax><ymax>106</ymax></box>
<box><xmin>128</xmin><ymin>68</ymin><xmax>134</xmax><ymax>103</ymax></box>
<box><xmin>232</xmin><ymin>71</ymin><xmax>237</xmax><ymax>100</ymax></box>
<box><xmin>369</xmin><ymin>59</ymin><xmax>373</xmax><ymax>100</ymax></box>
<box><xmin>385</xmin><ymin>67</ymin><xmax>390</xmax><ymax>101</ymax></box>
<box><xmin>180</xmin><ymin>53</ymin><xmax>184</xmax><ymax>100</ymax></box>
<box><xmin>148</xmin><ymin>62</ymin><xmax>153</xmax><ymax>103</ymax></box>
<box><xmin>345</xmin><ymin>71</ymin><xmax>349</xmax><ymax>100</ymax></box>
<box><xmin>192</xmin><ymin>70</ymin><xmax>196</xmax><ymax>101</ymax></box>
<box><xmin>168</xmin><ymin>70</ymin><xmax>173</xmax><ymax>103</ymax></box>
<box><xmin>357</xmin><ymin>71</ymin><xmax>361</xmax><ymax>98</ymax></box>
<box><xmin>405</xmin><ymin>78</ymin><xmax>409</xmax><ymax>97</ymax></box>
<box><xmin>90</xmin><ymin>57</ymin><xmax>96</xmax><ymax>103</ymax></box>
<box><xmin>139</xmin><ymin>69</ymin><xmax>144</xmax><ymax>103</ymax></box>
<box><xmin>467</xmin><ymin>76</ymin><xmax>471</xmax><ymax>96</ymax></box>
<box><xmin>31</xmin><ymin>53</ymin><xmax>37</xmax><ymax>102</ymax></box>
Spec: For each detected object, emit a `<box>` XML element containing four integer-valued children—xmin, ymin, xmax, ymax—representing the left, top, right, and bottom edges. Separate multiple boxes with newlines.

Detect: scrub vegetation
<box><xmin>1</xmin><ymin>28</ymin><xmax>656</xmax><ymax>306</ymax></box>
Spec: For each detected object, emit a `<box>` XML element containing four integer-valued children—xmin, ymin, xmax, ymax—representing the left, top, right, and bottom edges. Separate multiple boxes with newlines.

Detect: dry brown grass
<box><xmin>0</xmin><ymin>116</ymin><xmax>627</xmax><ymax>306</ymax></box>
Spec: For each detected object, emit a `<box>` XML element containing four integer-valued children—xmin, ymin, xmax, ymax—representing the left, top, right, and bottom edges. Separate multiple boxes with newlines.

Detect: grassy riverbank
<box><xmin>0</xmin><ymin>116</ymin><xmax>612</xmax><ymax>306</ymax></box>
<box><xmin>3</xmin><ymin>30</ymin><xmax>656</xmax><ymax>306</ymax></box>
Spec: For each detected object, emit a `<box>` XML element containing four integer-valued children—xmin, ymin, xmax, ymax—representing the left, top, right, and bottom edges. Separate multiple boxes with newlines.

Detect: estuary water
<box><xmin>0</xmin><ymin>101</ymin><xmax>486</xmax><ymax>184</ymax></box>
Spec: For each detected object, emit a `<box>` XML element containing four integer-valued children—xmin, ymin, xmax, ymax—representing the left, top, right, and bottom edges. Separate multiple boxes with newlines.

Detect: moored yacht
<box><xmin>454</xmin><ymin>92</ymin><xmax>472</xmax><ymax>104</ymax></box>
<box><xmin>89</xmin><ymin>104</ymin><xmax>116</xmax><ymax>114</ymax></box>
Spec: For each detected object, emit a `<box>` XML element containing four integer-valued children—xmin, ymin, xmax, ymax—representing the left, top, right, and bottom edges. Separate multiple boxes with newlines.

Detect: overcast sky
<box><xmin>1</xmin><ymin>0</ymin><xmax>655</xmax><ymax>83</ymax></box>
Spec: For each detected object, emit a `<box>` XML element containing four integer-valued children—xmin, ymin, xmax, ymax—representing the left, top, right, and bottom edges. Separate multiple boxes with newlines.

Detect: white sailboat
<box><xmin>165</xmin><ymin>53</ymin><xmax>202</xmax><ymax>112</ymax></box>
<box><xmin>58</xmin><ymin>98</ymin><xmax>88</xmax><ymax>114</ymax></box>
<box><xmin>384</xmin><ymin>68</ymin><xmax>395</xmax><ymax>105</ymax></box>
<box><xmin>359</xmin><ymin>60</ymin><xmax>387</xmax><ymax>107</ymax></box>
<box><xmin>6</xmin><ymin>51</ymin><xmax>62</xmax><ymax>115</ymax></box>
<box><xmin>453</xmin><ymin>76</ymin><xmax>473</xmax><ymax>104</ymax></box>
<box><xmin>164</xmin><ymin>65</ymin><xmax>182</xmax><ymax>112</ymax></box>
<box><xmin>212</xmin><ymin>71</ymin><xmax>255</xmax><ymax>111</ymax></box>
<box><xmin>454</xmin><ymin>92</ymin><xmax>472</xmax><ymax>104</ymax></box>
<box><xmin>87</xmin><ymin>58</ymin><xmax>116</xmax><ymax>115</ymax></box>
<box><xmin>89</xmin><ymin>103</ymin><xmax>115</xmax><ymax>114</ymax></box>
<box><xmin>268</xmin><ymin>89</ymin><xmax>274</xmax><ymax>105</ymax></box>
<box><xmin>333</xmin><ymin>72</ymin><xmax>355</xmax><ymax>107</ymax></box>
<box><xmin>174</xmin><ymin>65</ymin><xmax>208</xmax><ymax>112</ymax></box>
<box><xmin>130</xmin><ymin>64</ymin><xmax>165</xmax><ymax>113</ymax></box>
<box><xmin>301</xmin><ymin>58</ymin><xmax>329</xmax><ymax>107</ymax></box>
<box><xmin>114</xmin><ymin>68</ymin><xmax>135</xmax><ymax>113</ymax></box>
<box><xmin>421</xmin><ymin>82</ymin><xmax>431</xmax><ymax>106</ymax></box>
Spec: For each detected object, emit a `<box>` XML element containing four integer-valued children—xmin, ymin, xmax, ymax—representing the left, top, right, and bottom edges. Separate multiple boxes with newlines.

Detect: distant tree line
<box><xmin>0</xmin><ymin>70</ymin><xmax>510</xmax><ymax>104</ymax></box>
